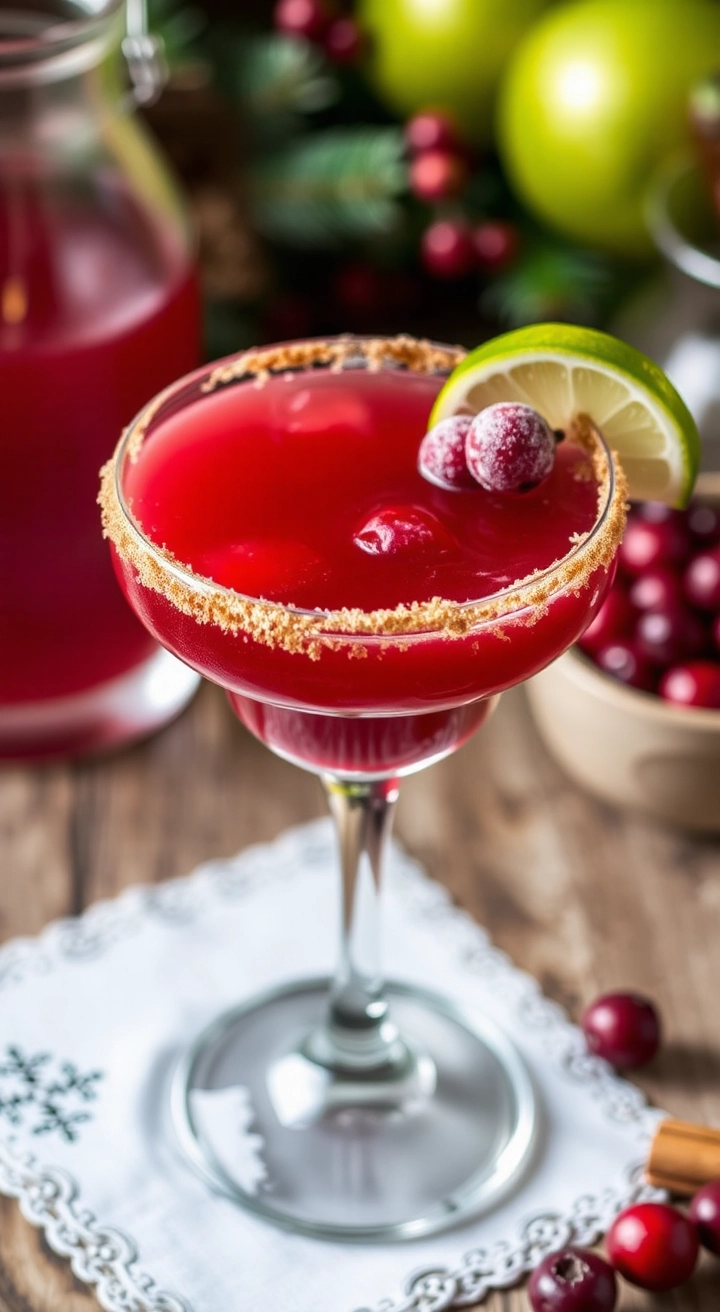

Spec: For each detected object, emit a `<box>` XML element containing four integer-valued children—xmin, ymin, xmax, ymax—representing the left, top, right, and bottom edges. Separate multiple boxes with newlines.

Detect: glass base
<box><xmin>171</xmin><ymin>978</ymin><xmax>536</xmax><ymax>1241</ymax></box>
<box><xmin>0</xmin><ymin>648</ymin><xmax>200</xmax><ymax>761</ymax></box>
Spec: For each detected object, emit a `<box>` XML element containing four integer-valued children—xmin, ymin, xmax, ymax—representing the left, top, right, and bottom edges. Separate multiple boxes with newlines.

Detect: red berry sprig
<box><xmin>273</xmin><ymin>0</ymin><xmax>365</xmax><ymax>64</ymax></box>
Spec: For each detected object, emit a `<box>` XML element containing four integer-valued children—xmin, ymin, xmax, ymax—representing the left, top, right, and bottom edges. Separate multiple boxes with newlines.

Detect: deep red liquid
<box><xmin>119</xmin><ymin>367</ymin><xmax>614</xmax><ymax>774</ymax></box>
<box><xmin>0</xmin><ymin>176</ymin><xmax>200</xmax><ymax>707</ymax></box>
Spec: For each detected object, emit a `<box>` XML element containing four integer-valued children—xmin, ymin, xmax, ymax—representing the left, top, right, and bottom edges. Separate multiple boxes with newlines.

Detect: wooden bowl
<box><xmin>526</xmin><ymin>475</ymin><xmax>720</xmax><ymax>833</ymax></box>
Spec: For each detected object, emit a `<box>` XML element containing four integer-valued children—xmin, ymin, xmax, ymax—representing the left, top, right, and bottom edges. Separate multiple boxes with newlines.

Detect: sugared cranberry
<box><xmin>619</xmin><ymin>516</ymin><xmax>689</xmax><ymax>576</ymax></box>
<box><xmin>465</xmin><ymin>402</ymin><xmax>555</xmax><ymax>493</ymax></box>
<box><xmin>420</xmin><ymin>219</ymin><xmax>474</xmax><ymax>278</ymax></box>
<box><xmin>274</xmin><ymin>0</ymin><xmax>329</xmax><ymax>39</ymax></box>
<box><xmin>593</xmin><ymin>640</ymin><xmax>655</xmax><ymax>691</ymax></box>
<box><xmin>409</xmin><ymin>150</ymin><xmax>468</xmax><ymax>202</ymax></box>
<box><xmin>578</xmin><ymin>590</ymin><xmax>635</xmax><ymax>656</ymax></box>
<box><xmin>690</xmin><ymin>1180</ymin><xmax>720</xmax><ymax>1255</ymax></box>
<box><xmin>636</xmin><ymin>605</ymin><xmax>706</xmax><ymax>667</ymax></box>
<box><xmin>581</xmin><ymin>992</ymin><xmax>661</xmax><ymax>1069</ymax></box>
<box><xmin>683</xmin><ymin>546</ymin><xmax>720</xmax><ymax>611</ymax></box>
<box><xmin>323</xmin><ymin>16</ymin><xmax>364</xmax><ymax>62</ymax></box>
<box><xmin>660</xmin><ymin>660</ymin><xmax>720</xmax><ymax>709</ymax></box>
<box><xmin>418</xmin><ymin>417</ymin><xmax>476</xmax><ymax>490</ymax></box>
<box><xmin>606</xmin><ymin>1202</ymin><xmax>699</xmax><ymax>1292</ymax></box>
<box><xmin>354</xmin><ymin>504</ymin><xmax>452</xmax><ymax>555</ymax></box>
<box><xmin>528</xmin><ymin>1248</ymin><xmax>617</xmax><ymax>1312</ymax></box>
<box><xmin>628</xmin><ymin>564</ymin><xmax>682</xmax><ymax>612</ymax></box>
<box><xmin>404</xmin><ymin>110</ymin><xmax>460</xmax><ymax>155</ymax></box>
<box><xmin>472</xmin><ymin>220</ymin><xmax>520</xmax><ymax>272</ymax></box>
<box><xmin>688</xmin><ymin>501</ymin><xmax>720</xmax><ymax>544</ymax></box>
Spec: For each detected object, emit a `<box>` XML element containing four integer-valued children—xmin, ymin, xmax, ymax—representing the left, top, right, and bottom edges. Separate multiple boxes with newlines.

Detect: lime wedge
<box><xmin>430</xmin><ymin>323</ymin><xmax>700</xmax><ymax>506</ymax></box>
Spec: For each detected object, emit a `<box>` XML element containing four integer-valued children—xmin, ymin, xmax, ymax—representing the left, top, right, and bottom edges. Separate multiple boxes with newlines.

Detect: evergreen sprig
<box><xmin>482</xmin><ymin>239</ymin><xmax>616</xmax><ymax>327</ymax></box>
<box><xmin>250</xmin><ymin>127</ymin><xmax>407</xmax><ymax>247</ymax></box>
<box><xmin>235</xmin><ymin>35</ymin><xmax>339</xmax><ymax>121</ymax></box>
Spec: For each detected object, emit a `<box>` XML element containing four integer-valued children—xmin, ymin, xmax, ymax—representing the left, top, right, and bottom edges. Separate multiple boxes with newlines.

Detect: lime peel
<box><xmin>430</xmin><ymin>323</ymin><xmax>700</xmax><ymax>508</ymax></box>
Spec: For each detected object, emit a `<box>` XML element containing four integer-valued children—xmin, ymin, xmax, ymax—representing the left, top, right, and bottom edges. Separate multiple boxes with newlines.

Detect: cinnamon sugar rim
<box><xmin>99</xmin><ymin>334</ymin><xmax>628</xmax><ymax>655</ymax></box>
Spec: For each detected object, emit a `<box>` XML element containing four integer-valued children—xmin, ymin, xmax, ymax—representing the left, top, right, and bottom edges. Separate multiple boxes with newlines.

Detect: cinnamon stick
<box><xmin>647</xmin><ymin>1119</ymin><xmax>720</xmax><ymax>1194</ymax></box>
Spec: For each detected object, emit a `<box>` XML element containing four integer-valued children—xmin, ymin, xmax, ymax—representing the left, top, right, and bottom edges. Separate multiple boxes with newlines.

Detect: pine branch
<box><xmin>234</xmin><ymin>35</ymin><xmax>339</xmax><ymax>120</ymax></box>
<box><xmin>250</xmin><ymin>127</ymin><xmax>407</xmax><ymax>247</ymax></box>
<box><xmin>482</xmin><ymin>239</ymin><xmax>616</xmax><ymax>327</ymax></box>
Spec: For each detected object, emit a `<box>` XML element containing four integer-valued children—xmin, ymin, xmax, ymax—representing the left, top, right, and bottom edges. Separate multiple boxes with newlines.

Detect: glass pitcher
<box><xmin>0</xmin><ymin>0</ymin><xmax>201</xmax><ymax>759</ymax></box>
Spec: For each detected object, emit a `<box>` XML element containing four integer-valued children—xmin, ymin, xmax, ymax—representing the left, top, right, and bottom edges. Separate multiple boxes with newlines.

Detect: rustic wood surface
<box><xmin>1</xmin><ymin>682</ymin><xmax>719</xmax><ymax>1311</ymax></box>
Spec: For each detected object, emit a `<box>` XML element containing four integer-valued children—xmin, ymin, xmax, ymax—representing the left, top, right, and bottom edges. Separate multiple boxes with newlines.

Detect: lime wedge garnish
<box><xmin>430</xmin><ymin>323</ymin><xmax>700</xmax><ymax>506</ymax></box>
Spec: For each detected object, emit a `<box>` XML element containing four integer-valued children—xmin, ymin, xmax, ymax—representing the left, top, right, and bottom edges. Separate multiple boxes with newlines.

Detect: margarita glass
<box><xmin>100</xmin><ymin>336</ymin><xmax>625</xmax><ymax>1241</ymax></box>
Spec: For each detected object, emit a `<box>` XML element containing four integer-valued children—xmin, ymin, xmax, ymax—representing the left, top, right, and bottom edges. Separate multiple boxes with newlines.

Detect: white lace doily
<box><xmin>0</xmin><ymin>820</ymin><xmax>665</xmax><ymax>1312</ymax></box>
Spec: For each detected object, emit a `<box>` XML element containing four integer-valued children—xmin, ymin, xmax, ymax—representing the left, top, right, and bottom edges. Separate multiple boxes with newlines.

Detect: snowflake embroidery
<box><xmin>0</xmin><ymin>1046</ymin><xmax>103</xmax><ymax>1143</ymax></box>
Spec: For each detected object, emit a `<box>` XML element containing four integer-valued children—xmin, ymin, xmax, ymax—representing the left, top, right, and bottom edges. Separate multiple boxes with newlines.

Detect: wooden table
<box><xmin>1</xmin><ymin>683</ymin><xmax>719</xmax><ymax>1310</ymax></box>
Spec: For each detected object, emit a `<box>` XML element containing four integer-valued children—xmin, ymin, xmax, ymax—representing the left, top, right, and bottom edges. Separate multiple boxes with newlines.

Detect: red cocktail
<box><xmin>100</xmin><ymin>337</ymin><xmax>625</xmax><ymax>1240</ymax></box>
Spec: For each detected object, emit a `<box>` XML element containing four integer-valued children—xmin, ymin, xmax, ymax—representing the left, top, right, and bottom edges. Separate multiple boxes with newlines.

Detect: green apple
<box><xmin>358</xmin><ymin>0</ymin><xmax>553</xmax><ymax>145</ymax></box>
<box><xmin>498</xmin><ymin>0</ymin><xmax>720</xmax><ymax>258</ymax></box>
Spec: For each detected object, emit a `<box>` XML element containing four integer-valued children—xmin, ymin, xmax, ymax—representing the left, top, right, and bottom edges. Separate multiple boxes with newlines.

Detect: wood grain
<box><xmin>0</xmin><ymin>682</ymin><xmax>719</xmax><ymax>1310</ymax></box>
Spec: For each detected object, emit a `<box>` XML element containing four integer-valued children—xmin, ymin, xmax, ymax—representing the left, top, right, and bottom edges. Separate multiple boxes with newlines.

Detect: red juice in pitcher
<box><xmin>0</xmin><ymin>4</ymin><xmax>201</xmax><ymax>758</ymax></box>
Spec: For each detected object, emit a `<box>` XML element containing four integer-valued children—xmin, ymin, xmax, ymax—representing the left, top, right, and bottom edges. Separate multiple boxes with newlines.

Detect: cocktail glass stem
<box><xmin>318</xmin><ymin>775</ymin><xmax>408</xmax><ymax>1073</ymax></box>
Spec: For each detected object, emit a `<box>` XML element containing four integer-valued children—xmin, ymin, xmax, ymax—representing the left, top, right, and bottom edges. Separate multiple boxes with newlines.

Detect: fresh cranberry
<box><xmin>465</xmin><ymin>402</ymin><xmax>555</xmax><ymax>492</ymax></box>
<box><xmin>619</xmin><ymin>516</ymin><xmax>689</xmax><ymax>576</ymax></box>
<box><xmin>420</xmin><ymin>219</ymin><xmax>474</xmax><ymax>278</ymax></box>
<box><xmin>683</xmin><ymin>546</ymin><xmax>720</xmax><ymax>610</ymax></box>
<box><xmin>418</xmin><ymin>417</ymin><xmax>476</xmax><ymax>490</ymax></box>
<box><xmin>636</xmin><ymin>605</ymin><xmax>706</xmax><ymax>667</ymax></box>
<box><xmin>354</xmin><ymin>504</ymin><xmax>452</xmax><ymax>555</ymax></box>
<box><xmin>409</xmin><ymin>150</ymin><xmax>468</xmax><ymax>202</ymax></box>
<box><xmin>636</xmin><ymin>501</ymin><xmax>684</xmax><ymax>524</ymax></box>
<box><xmin>660</xmin><ymin>660</ymin><xmax>720</xmax><ymax>709</ymax></box>
<box><xmin>582</xmin><ymin>992</ymin><xmax>661</xmax><ymax>1068</ymax></box>
<box><xmin>274</xmin><ymin>0</ymin><xmax>329</xmax><ymax>40</ymax></box>
<box><xmin>472</xmin><ymin>220</ymin><xmax>520</xmax><ymax>272</ymax></box>
<box><xmin>628</xmin><ymin>564</ymin><xmax>682</xmax><ymax>612</ymax></box>
<box><xmin>578</xmin><ymin>589</ymin><xmax>635</xmax><ymax>656</ymax></box>
<box><xmin>690</xmin><ymin>1180</ymin><xmax>720</xmax><ymax>1255</ymax></box>
<box><xmin>405</xmin><ymin>110</ymin><xmax>460</xmax><ymax>155</ymax></box>
<box><xmin>528</xmin><ymin>1248</ymin><xmax>617</xmax><ymax>1312</ymax></box>
<box><xmin>323</xmin><ymin>16</ymin><xmax>364</xmax><ymax>62</ymax></box>
<box><xmin>593</xmin><ymin>641</ymin><xmax>655</xmax><ymax>691</ymax></box>
<box><xmin>606</xmin><ymin>1202</ymin><xmax>699</xmax><ymax>1292</ymax></box>
<box><xmin>688</xmin><ymin>502</ymin><xmax>720</xmax><ymax>544</ymax></box>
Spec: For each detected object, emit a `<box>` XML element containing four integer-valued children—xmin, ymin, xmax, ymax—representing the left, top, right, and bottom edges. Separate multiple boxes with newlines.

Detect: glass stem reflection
<box><xmin>314</xmin><ymin>774</ymin><xmax>410</xmax><ymax>1075</ymax></box>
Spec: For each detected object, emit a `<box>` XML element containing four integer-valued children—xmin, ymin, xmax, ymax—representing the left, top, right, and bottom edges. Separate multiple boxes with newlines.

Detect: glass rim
<box><xmin>0</xmin><ymin>0</ymin><xmax>123</xmax><ymax>80</ymax></box>
<box><xmin>647</xmin><ymin>155</ymin><xmax>720</xmax><ymax>290</ymax></box>
<box><xmin>103</xmin><ymin>334</ymin><xmax>625</xmax><ymax>645</ymax></box>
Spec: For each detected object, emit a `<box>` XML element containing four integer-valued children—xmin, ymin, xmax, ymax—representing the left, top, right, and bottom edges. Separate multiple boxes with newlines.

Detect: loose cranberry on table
<box><xmin>635</xmin><ymin>604</ymin><xmax>706</xmax><ymax>668</ymax></box>
<box><xmin>593</xmin><ymin>640</ymin><xmax>655</xmax><ymax>692</ymax></box>
<box><xmin>581</xmin><ymin>992</ymin><xmax>661</xmax><ymax>1069</ymax></box>
<box><xmin>418</xmin><ymin>416</ymin><xmax>476</xmax><ymax>490</ymax></box>
<box><xmin>606</xmin><ymin>1202</ymin><xmax>699</xmax><ymax>1291</ymax></box>
<box><xmin>660</xmin><ymin>660</ymin><xmax>720</xmax><ymax>709</ymax></box>
<box><xmin>465</xmin><ymin>402</ymin><xmax>555</xmax><ymax>492</ymax></box>
<box><xmin>690</xmin><ymin>1180</ymin><xmax>720</xmax><ymax>1254</ymax></box>
<box><xmin>683</xmin><ymin>545</ymin><xmax>720</xmax><ymax>611</ymax></box>
<box><xmin>528</xmin><ymin>1247</ymin><xmax>617</xmax><ymax>1312</ymax></box>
